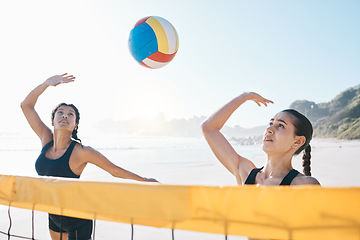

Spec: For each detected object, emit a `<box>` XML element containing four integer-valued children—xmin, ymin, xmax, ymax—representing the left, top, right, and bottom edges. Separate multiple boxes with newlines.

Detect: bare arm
<box><xmin>20</xmin><ymin>74</ymin><xmax>75</xmax><ymax>146</ymax></box>
<box><xmin>201</xmin><ymin>92</ymin><xmax>273</xmax><ymax>184</ymax></box>
<box><xmin>80</xmin><ymin>146</ymin><xmax>158</xmax><ymax>183</ymax></box>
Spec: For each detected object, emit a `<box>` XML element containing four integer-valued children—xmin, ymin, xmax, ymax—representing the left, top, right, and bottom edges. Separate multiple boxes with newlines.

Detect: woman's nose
<box><xmin>266</xmin><ymin>126</ymin><xmax>274</xmax><ymax>134</ymax></box>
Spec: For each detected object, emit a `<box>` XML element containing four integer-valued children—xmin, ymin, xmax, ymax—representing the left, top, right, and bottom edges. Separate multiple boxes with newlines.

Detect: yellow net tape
<box><xmin>0</xmin><ymin>174</ymin><xmax>359</xmax><ymax>240</ymax></box>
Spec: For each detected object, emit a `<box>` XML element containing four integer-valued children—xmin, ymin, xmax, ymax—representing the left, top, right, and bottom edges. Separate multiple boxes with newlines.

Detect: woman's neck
<box><xmin>264</xmin><ymin>154</ymin><xmax>293</xmax><ymax>178</ymax></box>
<box><xmin>53</xmin><ymin>130</ymin><xmax>72</xmax><ymax>152</ymax></box>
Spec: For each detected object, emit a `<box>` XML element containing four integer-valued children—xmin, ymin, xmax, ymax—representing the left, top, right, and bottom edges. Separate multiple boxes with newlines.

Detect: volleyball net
<box><xmin>0</xmin><ymin>174</ymin><xmax>359</xmax><ymax>240</ymax></box>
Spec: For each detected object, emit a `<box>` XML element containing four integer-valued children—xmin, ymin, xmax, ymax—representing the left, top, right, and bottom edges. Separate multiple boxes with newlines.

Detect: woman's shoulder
<box><xmin>292</xmin><ymin>173</ymin><xmax>321</xmax><ymax>186</ymax></box>
<box><xmin>73</xmin><ymin>143</ymin><xmax>103</xmax><ymax>158</ymax></box>
<box><xmin>73</xmin><ymin>143</ymin><xmax>96</xmax><ymax>153</ymax></box>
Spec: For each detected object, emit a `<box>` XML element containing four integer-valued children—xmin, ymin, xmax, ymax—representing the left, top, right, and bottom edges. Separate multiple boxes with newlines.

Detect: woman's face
<box><xmin>52</xmin><ymin>105</ymin><xmax>77</xmax><ymax>132</ymax></box>
<box><xmin>262</xmin><ymin>112</ymin><xmax>303</xmax><ymax>155</ymax></box>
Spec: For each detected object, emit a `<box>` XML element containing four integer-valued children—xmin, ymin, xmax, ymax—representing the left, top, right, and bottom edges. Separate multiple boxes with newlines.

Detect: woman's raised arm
<box><xmin>201</xmin><ymin>92</ymin><xmax>273</xmax><ymax>184</ymax></box>
<box><xmin>20</xmin><ymin>74</ymin><xmax>75</xmax><ymax>146</ymax></box>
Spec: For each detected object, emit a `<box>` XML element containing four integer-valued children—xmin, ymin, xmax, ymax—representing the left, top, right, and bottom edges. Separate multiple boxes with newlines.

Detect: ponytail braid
<box><xmin>72</xmin><ymin>126</ymin><xmax>82</xmax><ymax>144</ymax></box>
<box><xmin>282</xmin><ymin>109</ymin><xmax>314</xmax><ymax>176</ymax></box>
<box><xmin>302</xmin><ymin>144</ymin><xmax>311</xmax><ymax>176</ymax></box>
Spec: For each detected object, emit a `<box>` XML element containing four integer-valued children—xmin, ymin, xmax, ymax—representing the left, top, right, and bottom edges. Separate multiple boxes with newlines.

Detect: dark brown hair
<box><xmin>281</xmin><ymin>109</ymin><xmax>313</xmax><ymax>176</ymax></box>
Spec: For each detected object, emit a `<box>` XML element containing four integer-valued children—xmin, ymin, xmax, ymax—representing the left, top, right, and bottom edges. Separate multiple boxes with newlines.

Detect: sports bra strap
<box><xmin>244</xmin><ymin>167</ymin><xmax>264</xmax><ymax>185</ymax></box>
<box><xmin>279</xmin><ymin>169</ymin><xmax>299</xmax><ymax>186</ymax></box>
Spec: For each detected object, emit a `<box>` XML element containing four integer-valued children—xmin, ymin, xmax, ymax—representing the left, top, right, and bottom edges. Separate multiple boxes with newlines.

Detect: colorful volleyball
<box><xmin>128</xmin><ymin>16</ymin><xmax>179</xmax><ymax>69</ymax></box>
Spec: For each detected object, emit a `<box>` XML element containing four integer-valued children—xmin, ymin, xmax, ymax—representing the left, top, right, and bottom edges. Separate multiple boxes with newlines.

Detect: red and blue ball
<box><xmin>128</xmin><ymin>16</ymin><xmax>179</xmax><ymax>69</ymax></box>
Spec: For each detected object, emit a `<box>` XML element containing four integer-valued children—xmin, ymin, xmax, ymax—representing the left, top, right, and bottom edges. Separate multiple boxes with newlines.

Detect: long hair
<box><xmin>51</xmin><ymin>103</ymin><xmax>81</xmax><ymax>144</ymax></box>
<box><xmin>281</xmin><ymin>109</ymin><xmax>313</xmax><ymax>176</ymax></box>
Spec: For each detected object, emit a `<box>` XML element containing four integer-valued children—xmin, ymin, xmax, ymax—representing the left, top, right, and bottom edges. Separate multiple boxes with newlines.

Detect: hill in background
<box><xmin>290</xmin><ymin>85</ymin><xmax>360</xmax><ymax>139</ymax></box>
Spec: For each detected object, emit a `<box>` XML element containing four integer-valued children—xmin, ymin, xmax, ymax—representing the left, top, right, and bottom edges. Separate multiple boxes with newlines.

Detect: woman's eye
<box><xmin>279</xmin><ymin>124</ymin><xmax>284</xmax><ymax>128</ymax></box>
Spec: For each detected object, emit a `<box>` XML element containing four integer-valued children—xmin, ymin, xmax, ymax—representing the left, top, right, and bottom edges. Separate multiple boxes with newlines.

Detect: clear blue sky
<box><xmin>1</xmin><ymin>0</ymin><xmax>359</xmax><ymax>134</ymax></box>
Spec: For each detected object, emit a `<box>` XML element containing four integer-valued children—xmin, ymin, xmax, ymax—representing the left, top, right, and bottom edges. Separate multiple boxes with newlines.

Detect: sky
<box><xmin>1</xmin><ymin>0</ymin><xmax>359</xmax><ymax>136</ymax></box>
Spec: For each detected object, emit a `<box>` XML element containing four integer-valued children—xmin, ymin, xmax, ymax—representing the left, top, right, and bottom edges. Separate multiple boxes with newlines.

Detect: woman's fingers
<box><xmin>254</xmin><ymin>100</ymin><xmax>261</xmax><ymax>106</ymax></box>
<box><xmin>57</xmin><ymin>74</ymin><xmax>75</xmax><ymax>83</ymax></box>
<box><xmin>46</xmin><ymin>74</ymin><xmax>75</xmax><ymax>86</ymax></box>
<box><xmin>253</xmin><ymin>98</ymin><xmax>274</xmax><ymax>107</ymax></box>
<box><xmin>63</xmin><ymin>75</ymin><xmax>75</xmax><ymax>82</ymax></box>
<box><xmin>61</xmin><ymin>73</ymin><xmax>75</xmax><ymax>80</ymax></box>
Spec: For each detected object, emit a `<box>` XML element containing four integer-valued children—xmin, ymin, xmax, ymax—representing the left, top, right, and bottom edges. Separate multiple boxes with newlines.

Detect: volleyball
<box><xmin>128</xmin><ymin>16</ymin><xmax>179</xmax><ymax>69</ymax></box>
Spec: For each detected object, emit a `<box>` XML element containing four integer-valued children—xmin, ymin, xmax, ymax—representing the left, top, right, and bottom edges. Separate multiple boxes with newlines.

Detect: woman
<box><xmin>21</xmin><ymin>73</ymin><xmax>157</xmax><ymax>240</ymax></box>
<box><xmin>201</xmin><ymin>92</ymin><xmax>320</xmax><ymax>187</ymax></box>
<box><xmin>201</xmin><ymin>92</ymin><xmax>320</xmax><ymax>240</ymax></box>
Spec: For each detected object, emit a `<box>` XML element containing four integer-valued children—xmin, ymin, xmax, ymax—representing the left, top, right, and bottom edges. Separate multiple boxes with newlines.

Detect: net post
<box><xmin>7</xmin><ymin>203</ymin><xmax>12</xmax><ymax>240</ymax></box>
<box><xmin>131</xmin><ymin>223</ymin><xmax>134</xmax><ymax>240</ymax></box>
<box><xmin>171</xmin><ymin>221</ymin><xmax>175</xmax><ymax>240</ymax></box>
<box><xmin>224</xmin><ymin>220</ymin><xmax>228</xmax><ymax>240</ymax></box>
<box><xmin>31</xmin><ymin>205</ymin><xmax>35</xmax><ymax>240</ymax></box>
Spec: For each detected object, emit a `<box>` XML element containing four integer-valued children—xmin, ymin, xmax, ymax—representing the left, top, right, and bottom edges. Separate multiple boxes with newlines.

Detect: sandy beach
<box><xmin>0</xmin><ymin>137</ymin><xmax>359</xmax><ymax>239</ymax></box>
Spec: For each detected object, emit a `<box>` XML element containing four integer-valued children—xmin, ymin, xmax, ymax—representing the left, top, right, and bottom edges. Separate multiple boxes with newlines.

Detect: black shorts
<box><xmin>49</xmin><ymin>214</ymin><xmax>93</xmax><ymax>240</ymax></box>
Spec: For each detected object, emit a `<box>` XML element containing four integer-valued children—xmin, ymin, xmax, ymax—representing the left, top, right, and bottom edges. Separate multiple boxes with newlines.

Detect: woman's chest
<box><xmin>255</xmin><ymin>174</ymin><xmax>284</xmax><ymax>186</ymax></box>
<box><xmin>45</xmin><ymin>148</ymin><xmax>67</xmax><ymax>160</ymax></box>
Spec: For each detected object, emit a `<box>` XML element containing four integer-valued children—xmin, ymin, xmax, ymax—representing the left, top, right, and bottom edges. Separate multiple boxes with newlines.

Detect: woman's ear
<box><xmin>292</xmin><ymin>136</ymin><xmax>306</xmax><ymax>150</ymax></box>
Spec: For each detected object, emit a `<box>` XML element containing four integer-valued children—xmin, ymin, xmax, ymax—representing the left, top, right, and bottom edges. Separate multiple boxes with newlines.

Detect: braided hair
<box><xmin>281</xmin><ymin>109</ymin><xmax>313</xmax><ymax>176</ymax></box>
<box><xmin>302</xmin><ymin>145</ymin><xmax>311</xmax><ymax>176</ymax></box>
<box><xmin>51</xmin><ymin>103</ymin><xmax>82</xmax><ymax>144</ymax></box>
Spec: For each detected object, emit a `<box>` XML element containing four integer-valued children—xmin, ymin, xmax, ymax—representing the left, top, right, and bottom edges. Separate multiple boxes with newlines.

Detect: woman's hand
<box><xmin>242</xmin><ymin>92</ymin><xmax>274</xmax><ymax>107</ymax></box>
<box><xmin>45</xmin><ymin>73</ymin><xmax>75</xmax><ymax>87</ymax></box>
<box><xmin>143</xmin><ymin>177</ymin><xmax>159</xmax><ymax>183</ymax></box>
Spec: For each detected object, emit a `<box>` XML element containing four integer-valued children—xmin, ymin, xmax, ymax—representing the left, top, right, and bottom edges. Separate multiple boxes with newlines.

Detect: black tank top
<box><xmin>35</xmin><ymin>141</ymin><xmax>80</xmax><ymax>178</ymax></box>
<box><xmin>244</xmin><ymin>167</ymin><xmax>299</xmax><ymax>185</ymax></box>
